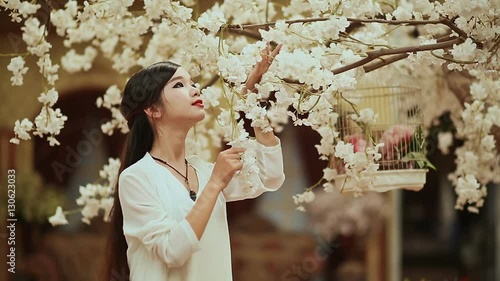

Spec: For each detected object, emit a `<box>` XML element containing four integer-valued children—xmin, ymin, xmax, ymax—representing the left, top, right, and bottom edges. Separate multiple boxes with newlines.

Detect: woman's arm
<box><xmin>219</xmin><ymin>43</ymin><xmax>285</xmax><ymax>202</ymax></box>
<box><xmin>187</xmin><ymin>146</ymin><xmax>245</xmax><ymax>239</ymax></box>
<box><xmin>244</xmin><ymin>43</ymin><xmax>282</xmax><ymax>147</ymax></box>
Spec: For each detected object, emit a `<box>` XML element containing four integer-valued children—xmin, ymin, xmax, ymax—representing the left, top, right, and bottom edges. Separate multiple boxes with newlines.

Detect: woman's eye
<box><xmin>174</xmin><ymin>82</ymin><xmax>184</xmax><ymax>88</ymax></box>
<box><xmin>191</xmin><ymin>83</ymin><xmax>198</xmax><ymax>89</ymax></box>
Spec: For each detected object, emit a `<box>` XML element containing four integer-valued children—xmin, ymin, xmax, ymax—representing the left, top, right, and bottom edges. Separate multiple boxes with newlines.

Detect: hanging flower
<box><xmin>48</xmin><ymin>206</ymin><xmax>69</xmax><ymax>226</ymax></box>
<box><xmin>7</xmin><ymin>56</ymin><xmax>29</xmax><ymax>86</ymax></box>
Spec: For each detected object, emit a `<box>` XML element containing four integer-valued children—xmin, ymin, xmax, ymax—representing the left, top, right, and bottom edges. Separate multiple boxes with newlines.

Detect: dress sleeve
<box><xmin>222</xmin><ymin>136</ymin><xmax>286</xmax><ymax>202</ymax></box>
<box><xmin>119</xmin><ymin>170</ymin><xmax>200</xmax><ymax>268</ymax></box>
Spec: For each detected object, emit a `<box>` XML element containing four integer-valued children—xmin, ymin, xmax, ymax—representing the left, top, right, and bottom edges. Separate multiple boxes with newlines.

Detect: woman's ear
<box><xmin>144</xmin><ymin>105</ymin><xmax>161</xmax><ymax>119</ymax></box>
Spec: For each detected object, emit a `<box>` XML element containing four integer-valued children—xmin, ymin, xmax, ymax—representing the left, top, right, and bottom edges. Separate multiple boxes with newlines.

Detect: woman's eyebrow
<box><xmin>168</xmin><ymin>76</ymin><xmax>193</xmax><ymax>84</ymax></box>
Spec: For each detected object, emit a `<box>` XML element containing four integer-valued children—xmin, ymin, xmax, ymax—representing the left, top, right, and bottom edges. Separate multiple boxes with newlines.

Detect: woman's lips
<box><xmin>192</xmin><ymin>100</ymin><xmax>204</xmax><ymax>107</ymax></box>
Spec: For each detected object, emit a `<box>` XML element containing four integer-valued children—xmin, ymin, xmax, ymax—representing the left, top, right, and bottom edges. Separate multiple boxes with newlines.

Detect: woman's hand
<box><xmin>208</xmin><ymin>147</ymin><xmax>246</xmax><ymax>191</ymax></box>
<box><xmin>245</xmin><ymin>43</ymin><xmax>282</xmax><ymax>93</ymax></box>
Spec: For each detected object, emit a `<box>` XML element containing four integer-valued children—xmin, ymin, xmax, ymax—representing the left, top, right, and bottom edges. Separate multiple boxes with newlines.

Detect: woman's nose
<box><xmin>191</xmin><ymin>86</ymin><xmax>200</xmax><ymax>97</ymax></box>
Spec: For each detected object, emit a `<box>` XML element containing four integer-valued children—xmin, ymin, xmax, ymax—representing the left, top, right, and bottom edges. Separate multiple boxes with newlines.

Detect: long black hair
<box><xmin>102</xmin><ymin>61</ymin><xmax>180</xmax><ymax>281</ymax></box>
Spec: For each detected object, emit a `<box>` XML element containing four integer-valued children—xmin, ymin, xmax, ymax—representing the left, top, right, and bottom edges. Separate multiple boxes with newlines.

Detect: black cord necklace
<box><xmin>151</xmin><ymin>156</ymin><xmax>197</xmax><ymax>201</ymax></box>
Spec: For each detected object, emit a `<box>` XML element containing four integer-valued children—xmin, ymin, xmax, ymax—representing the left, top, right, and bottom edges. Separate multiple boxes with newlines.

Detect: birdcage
<box><xmin>331</xmin><ymin>86</ymin><xmax>429</xmax><ymax>194</ymax></box>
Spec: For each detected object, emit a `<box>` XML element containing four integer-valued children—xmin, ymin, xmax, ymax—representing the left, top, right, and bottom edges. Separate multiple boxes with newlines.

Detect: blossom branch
<box><xmin>224</xmin><ymin>16</ymin><xmax>469</xmax><ymax>76</ymax></box>
<box><xmin>364</xmin><ymin>54</ymin><xmax>410</xmax><ymax>73</ymax></box>
<box><xmin>332</xmin><ymin>37</ymin><xmax>463</xmax><ymax>75</ymax></box>
<box><xmin>225</xmin><ymin>16</ymin><xmax>450</xmax><ymax>30</ymax></box>
<box><xmin>281</xmin><ymin>37</ymin><xmax>463</xmax><ymax>85</ymax></box>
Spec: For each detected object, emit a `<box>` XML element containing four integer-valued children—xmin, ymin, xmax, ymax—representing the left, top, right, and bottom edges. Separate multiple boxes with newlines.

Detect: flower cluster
<box><xmin>334</xmin><ymin>141</ymin><xmax>384</xmax><ymax>196</ymax></box>
<box><xmin>7</xmin><ymin>56</ymin><xmax>28</xmax><ymax>86</ymax></box>
<box><xmin>448</xmin><ymin>75</ymin><xmax>500</xmax><ymax>213</ymax></box>
<box><xmin>293</xmin><ymin>190</ymin><xmax>315</xmax><ymax>212</ymax></box>
<box><xmin>10</xmin><ymin>87</ymin><xmax>67</xmax><ymax>146</ymax></box>
<box><xmin>96</xmin><ymin>85</ymin><xmax>129</xmax><ymax>135</ymax></box>
<box><xmin>48</xmin><ymin>157</ymin><xmax>121</xmax><ymax>226</ymax></box>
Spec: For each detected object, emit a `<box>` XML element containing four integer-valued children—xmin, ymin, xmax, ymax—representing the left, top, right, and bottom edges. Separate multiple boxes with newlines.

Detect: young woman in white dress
<box><xmin>103</xmin><ymin>45</ymin><xmax>285</xmax><ymax>281</ymax></box>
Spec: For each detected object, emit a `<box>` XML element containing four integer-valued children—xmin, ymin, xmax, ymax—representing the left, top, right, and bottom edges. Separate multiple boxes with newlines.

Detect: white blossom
<box><xmin>36</xmin><ymin>54</ymin><xmax>59</xmax><ymax>85</ymax></box>
<box><xmin>217</xmin><ymin>54</ymin><xmax>248</xmax><ymax>84</ymax></box>
<box><xmin>50</xmin><ymin>1</ymin><xmax>78</xmax><ymax>36</ymax></box>
<box><xmin>97</xmin><ymin>85</ymin><xmax>122</xmax><ymax>109</ymax></box>
<box><xmin>61</xmin><ymin>47</ymin><xmax>97</xmax><ymax>73</ymax></box>
<box><xmin>48</xmin><ymin>206</ymin><xmax>69</xmax><ymax>226</ymax></box>
<box><xmin>197</xmin><ymin>9</ymin><xmax>226</xmax><ymax>34</ymax></box>
<box><xmin>7</xmin><ymin>56</ymin><xmax>28</xmax><ymax>86</ymax></box>
<box><xmin>438</xmin><ymin>132</ymin><xmax>453</xmax><ymax>155</ymax></box>
<box><xmin>322</xmin><ymin>167</ymin><xmax>338</xmax><ymax>181</ymax></box>
<box><xmin>486</xmin><ymin>105</ymin><xmax>500</xmax><ymax>127</ymax></box>
<box><xmin>350</xmin><ymin>108</ymin><xmax>378</xmax><ymax>126</ymax></box>
<box><xmin>21</xmin><ymin>17</ymin><xmax>45</xmax><ymax>47</ymax></box>
<box><xmin>11</xmin><ymin>118</ymin><xmax>33</xmax><ymax>142</ymax></box>
<box><xmin>38</xmin><ymin>88</ymin><xmax>58</xmax><ymax>107</ymax></box>
<box><xmin>392</xmin><ymin>5</ymin><xmax>413</xmax><ymax>20</ymax></box>
<box><xmin>450</xmin><ymin>38</ymin><xmax>477</xmax><ymax>63</ymax></box>
<box><xmin>201</xmin><ymin>86</ymin><xmax>222</xmax><ymax>108</ymax></box>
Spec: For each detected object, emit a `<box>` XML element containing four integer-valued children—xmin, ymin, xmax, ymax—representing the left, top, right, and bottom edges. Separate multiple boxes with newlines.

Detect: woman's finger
<box><xmin>226</xmin><ymin>147</ymin><xmax>246</xmax><ymax>154</ymax></box>
<box><xmin>271</xmin><ymin>43</ymin><xmax>282</xmax><ymax>58</ymax></box>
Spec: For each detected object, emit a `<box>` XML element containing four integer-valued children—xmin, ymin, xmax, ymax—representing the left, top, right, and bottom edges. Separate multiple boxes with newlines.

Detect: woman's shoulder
<box><xmin>120</xmin><ymin>152</ymin><xmax>155</xmax><ymax>180</ymax></box>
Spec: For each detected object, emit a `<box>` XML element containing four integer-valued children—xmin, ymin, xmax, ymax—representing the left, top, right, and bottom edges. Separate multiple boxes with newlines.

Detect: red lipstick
<box><xmin>192</xmin><ymin>99</ymin><xmax>204</xmax><ymax>107</ymax></box>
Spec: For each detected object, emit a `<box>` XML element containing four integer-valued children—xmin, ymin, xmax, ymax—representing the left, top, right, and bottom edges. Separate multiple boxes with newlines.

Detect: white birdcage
<box><xmin>331</xmin><ymin>86</ymin><xmax>429</xmax><ymax>194</ymax></box>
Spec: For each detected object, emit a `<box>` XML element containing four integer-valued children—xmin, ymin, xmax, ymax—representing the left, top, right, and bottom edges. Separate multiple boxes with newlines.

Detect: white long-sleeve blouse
<box><xmin>118</xmin><ymin>139</ymin><xmax>285</xmax><ymax>281</ymax></box>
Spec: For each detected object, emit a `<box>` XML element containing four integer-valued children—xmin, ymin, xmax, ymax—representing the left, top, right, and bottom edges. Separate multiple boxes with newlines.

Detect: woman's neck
<box><xmin>150</xmin><ymin>125</ymin><xmax>188</xmax><ymax>165</ymax></box>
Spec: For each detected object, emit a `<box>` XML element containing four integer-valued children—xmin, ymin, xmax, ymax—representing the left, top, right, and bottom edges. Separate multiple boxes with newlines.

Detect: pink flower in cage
<box><xmin>379</xmin><ymin>125</ymin><xmax>414</xmax><ymax>161</ymax></box>
<box><xmin>345</xmin><ymin>133</ymin><xmax>367</xmax><ymax>152</ymax></box>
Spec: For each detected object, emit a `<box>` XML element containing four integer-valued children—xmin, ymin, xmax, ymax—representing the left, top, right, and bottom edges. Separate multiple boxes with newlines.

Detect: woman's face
<box><xmin>159</xmin><ymin>67</ymin><xmax>205</xmax><ymax>125</ymax></box>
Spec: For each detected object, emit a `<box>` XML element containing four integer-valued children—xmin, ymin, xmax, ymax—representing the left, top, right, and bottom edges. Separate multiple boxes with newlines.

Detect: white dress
<box><xmin>118</xmin><ymin>138</ymin><xmax>285</xmax><ymax>281</ymax></box>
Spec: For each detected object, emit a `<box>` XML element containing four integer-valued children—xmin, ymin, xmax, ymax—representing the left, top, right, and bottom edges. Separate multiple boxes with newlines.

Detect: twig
<box><xmin>346</xmin><ymin>17</ymin><xmax>443</xmax><ymax>25</ymax></box>
<box><xmin>440</xmin><ymin>18</ymin><xmax>468</xmax><ymax>39</ymax></box>
<box><xmin>225</xmin><ymin>28</ymin><xmax>262</xmax><ymax>41</ymax></box>
<box><xmin>436</xmin><ymin>33</ymin><xmax>455</xmax><ymax>43</ymax></box>
<box><xmin>201</xmin><ymin>75</ymin><xmax>220</xmax><ymax>90</ymax></box>
<box><xmin>225</xmin><ymin>17</ymin><xmax>329</xmax><ymax>29</ymax></box>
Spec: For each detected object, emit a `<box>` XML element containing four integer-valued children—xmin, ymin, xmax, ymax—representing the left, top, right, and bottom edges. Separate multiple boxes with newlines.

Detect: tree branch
<box><xmin>364</xmin><ymin>54</ymin><xmax>410</xmax><ymax>73</ymax></box>
<box><xmin>225</xmin><ymin>29</ymin><xmax>262</xmax><ymax>41</ymax></box>
<box><xmin>332</xmin><ymin>56</ymin><xmax>375</xmax><ymax>75</ymax></box>
<box><xmin>281</xmin><ymin>37</ymin><xmax>464</xmax><ymax>87</ymax></box>
<box><xmin>225</xmin><ymin>17</ymin><xmax>448</xmax><ymax>31</ymax></box>
<box><xmin>332</xmin><ymin>37</ymin><xmax>462</xmax><ymax>75</ymax></box>
<box><xmin>368</xmin><ymin>37</ymin><xmax>462</xmax><ymax>57</ymax></box>
<box><xmin>225</xmin><ymin>17</ymin><xmax>329</xmax><ymax>30</ymax></box>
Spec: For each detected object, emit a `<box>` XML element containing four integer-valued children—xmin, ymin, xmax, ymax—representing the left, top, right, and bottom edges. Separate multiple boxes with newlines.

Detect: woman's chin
<box><xmin>194</xmin><ymin>112</ymin><xmax>206</xmax><ymax>123</ymax></box>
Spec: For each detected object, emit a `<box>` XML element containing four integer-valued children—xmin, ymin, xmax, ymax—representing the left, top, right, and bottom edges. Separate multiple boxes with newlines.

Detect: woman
<box><xmin>103</xmin><ymin>45</ymin><xmax>284</xmax><ymax>281</ymax></box>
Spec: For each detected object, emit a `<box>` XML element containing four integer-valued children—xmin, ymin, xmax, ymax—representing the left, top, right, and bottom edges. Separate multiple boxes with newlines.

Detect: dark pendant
<box><xmin>189</xmin><ymin>190</ymin><xmax>197</xmax><ymax>201</ymax></box>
